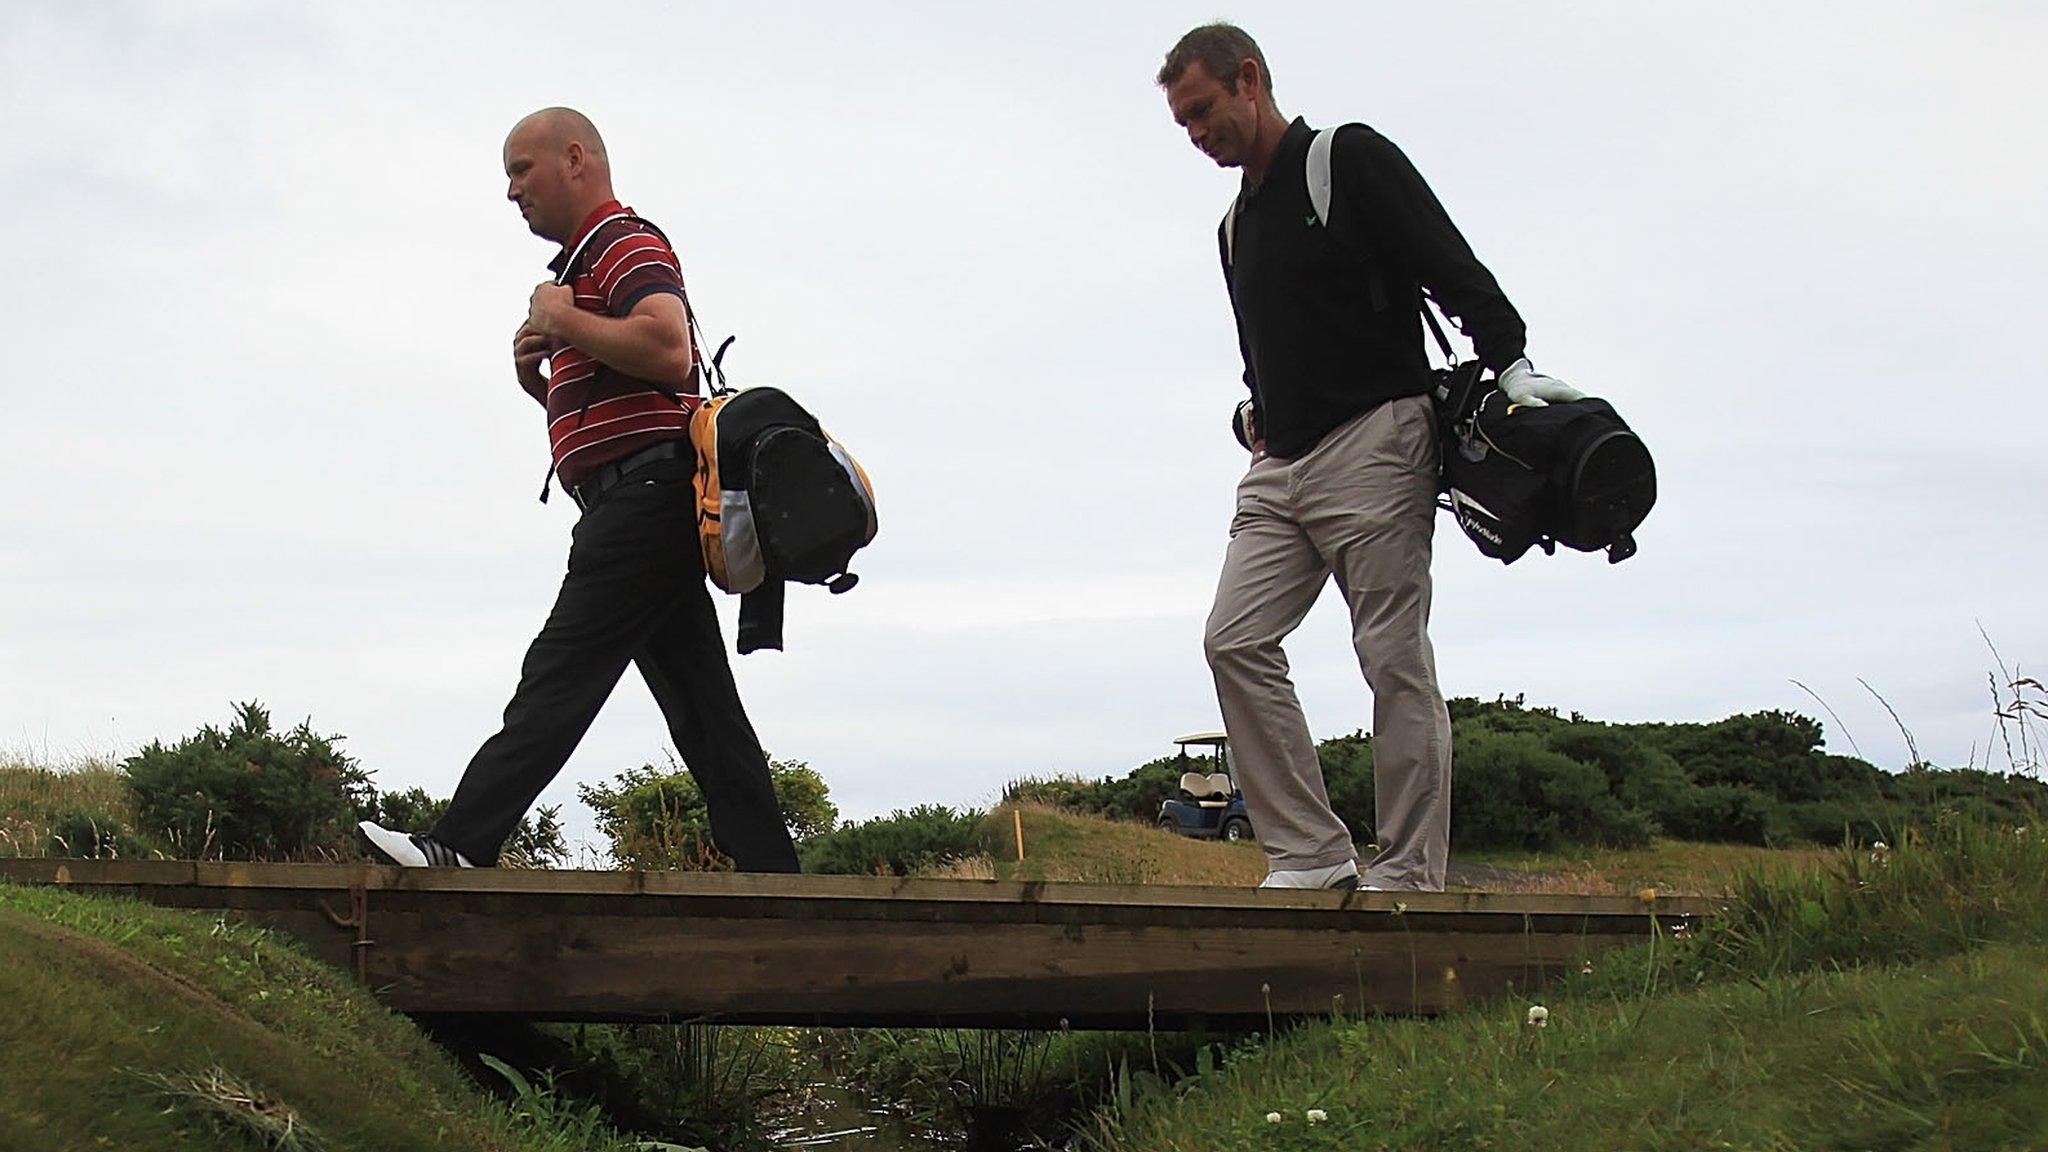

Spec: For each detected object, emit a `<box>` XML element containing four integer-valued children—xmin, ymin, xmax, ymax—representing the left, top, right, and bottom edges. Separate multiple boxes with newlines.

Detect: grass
<box><xmin>16</xmin><ymin>751</ymin><xmax>2043</xmax><ymax>1149</ymax></box>
<box><xmin>1081</xmin><ymin>810</ymin><xmax>2048</xmax><ymax>1152</ymax></box>
<box><xmin>1083</xmin><ymin>944</ymin><xmax>2048</xmax><ymax>1151</ymax></box>
<box><xmin>917</xmin><ymin>801</ymin><xmax>1269</xmax><ymax>886</ymax></box>
<box><xmin>0</xmin><ymin>756</ymin><xmax>139</xmax><ymax>858</ymax></box>
<box><xmin>1456</xmin><ymin>837</ymin><xmax>1836</xmax><ymax>895</ymax></box>
<box><xmin>929</xmin><ymin>803</ymin><xmax>1834</xmax><ymax>897</ymax></box>
<box><xmin>0</xmin><ymin>879</ymin><xmax>663</xmax><ymax>1152</ymax></box>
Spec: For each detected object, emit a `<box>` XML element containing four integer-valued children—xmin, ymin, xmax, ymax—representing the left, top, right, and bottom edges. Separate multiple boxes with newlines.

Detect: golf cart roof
<box><xmin>1173</xmin><ymin>731</ymin><xmax>1227</xmax><ymax>746</ymax></box>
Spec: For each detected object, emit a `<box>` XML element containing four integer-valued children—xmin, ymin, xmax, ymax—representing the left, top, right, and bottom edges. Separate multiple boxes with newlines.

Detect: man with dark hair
<box><xmin>356</xmin><ymin>107</ymin><xmax>799</xmax><ymax>874</ymax></box>
<box><xmin>1160</xmin><ymin>24</ymin><xmax>1574</xmax><ymax>891</ymax></box>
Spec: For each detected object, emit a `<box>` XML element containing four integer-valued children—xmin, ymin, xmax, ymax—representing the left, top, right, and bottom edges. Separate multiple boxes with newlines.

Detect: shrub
<box><xmin>800</xmin><ymin>805</ymin><xmax>990</xmax><ymax>876</ymax></box>
<box><xmin>369</xmin><ymin>785</ymin><xmax>446</xmax><ymax>833</ymax></box>
<box><xmin>121</xmin><ymin>702</ymin><xmax>374</xmax><ymax>860</ymax></box>
<box><xmin>1317</xmin><ymin>733</ymin><xmax>1376</xmax><ymax>843</ymax></box>
<box><xmin>578</xmin><ymin>754</ymin><xmax>836</xmax><ymax>870</ymax></box>
<box><xmin>1003</xmin><ymin>775</ymin><xmax>1097</xmax><ymax>810</ymax></box>
<box><xmin>1450</xmin><ymin>728</ymin><xmax>1654</xmax><ymax>851</ymax></box>
<box><xmin>1654</xmin><ymin>783</ymin><xmax>1782</xmax><ymax>845</ymax></box>
<box><xmin>44</xmin><ymin>808</ymin><xmax>149</xmax><ymax>859</ymax></box>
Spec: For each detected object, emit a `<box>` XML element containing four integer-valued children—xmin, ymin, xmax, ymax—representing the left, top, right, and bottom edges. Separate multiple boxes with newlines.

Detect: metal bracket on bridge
<box><xmin>319</xmin><ymin>883</ymin><xmax>374</xmax><ymax>983</ymax></box>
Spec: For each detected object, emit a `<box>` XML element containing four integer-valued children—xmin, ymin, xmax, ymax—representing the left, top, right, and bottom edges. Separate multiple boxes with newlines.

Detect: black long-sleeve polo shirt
<box><xmin>1222</xmin><ymin>118</ymin><xmax>1526</xmax><ymax>459</ymax></box>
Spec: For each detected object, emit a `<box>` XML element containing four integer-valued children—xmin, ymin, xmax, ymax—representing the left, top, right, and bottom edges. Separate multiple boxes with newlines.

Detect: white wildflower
<box><xmin>1579</xmin><ymin>959</ymin><xmax>1594</xmax><ymax>976</ymax></box>
<box><xmin>1266</xmin><ymin>1111</ymin><xmax>1284</xmax><ymax>1124</ymax></box>
<box><xmin>1526</xmin><ymin>1004</ymin><xmax>1549</xmax><ymax>1028</ymax></box>
<box><xmin>1306</xmin><ymin>1108</ymin><xmax>1328</xmax><ymax>1124</ymax></box>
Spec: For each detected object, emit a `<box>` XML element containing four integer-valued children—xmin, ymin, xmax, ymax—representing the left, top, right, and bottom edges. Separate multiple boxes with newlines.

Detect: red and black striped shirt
<box><xmin>538</xmin><ymin>200</ymin><xmax>697</xmax><ymax>488</ymax></box>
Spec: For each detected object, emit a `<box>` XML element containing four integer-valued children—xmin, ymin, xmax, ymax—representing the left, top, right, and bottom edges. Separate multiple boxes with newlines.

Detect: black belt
<box><xmin>572</xmin><ymin>440</ymin><xmax>687</xmax><ymax>508</ymax></box>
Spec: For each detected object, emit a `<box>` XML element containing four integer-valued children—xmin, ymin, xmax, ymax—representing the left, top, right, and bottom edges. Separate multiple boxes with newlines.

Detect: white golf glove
<box><xmin>1497</xmin><ymin>358</ymin><xmax>1585</xmax><ymax>407</ymax></box>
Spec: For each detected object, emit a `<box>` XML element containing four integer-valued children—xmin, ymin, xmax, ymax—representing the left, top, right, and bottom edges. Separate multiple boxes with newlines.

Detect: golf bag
<box><xmin>690</xmin><ymin>385</ymin><xmax>877</xmax><ymax>596</ymax></box>
<box><xmin>1431</xmin><ymin>352</ymin><xmax>1657</xmax><ymax>564</ymax></box>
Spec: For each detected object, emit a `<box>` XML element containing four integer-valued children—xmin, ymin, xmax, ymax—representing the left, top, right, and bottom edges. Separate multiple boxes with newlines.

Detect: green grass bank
<box><xmin>0</xmin><ymin>880</ymin><xmax>676</xmax><ymax>1152</ymax></box>
<box><xmin>1080</xmin><ymin>814</ymin><xmax>2048</xmax><ymax>1152</ymax></box>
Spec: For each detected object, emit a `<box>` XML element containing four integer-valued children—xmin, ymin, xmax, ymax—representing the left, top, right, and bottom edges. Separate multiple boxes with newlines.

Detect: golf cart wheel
<box><xmin>1221</xmin><ymin>816</ymin><xmax>1253</xmax><ymax>843</ymax></box>
<box><xmin>1157</xmin><ymin>817</ymin><xmax>1178</xmax><ymax>832</ymax></box>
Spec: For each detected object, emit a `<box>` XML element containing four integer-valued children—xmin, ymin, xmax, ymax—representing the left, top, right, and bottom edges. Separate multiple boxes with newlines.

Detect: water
<box><xmin>770</xmin><ymin>1081</ymin><xmax>957</xmax><ymax>1150</ymax></box>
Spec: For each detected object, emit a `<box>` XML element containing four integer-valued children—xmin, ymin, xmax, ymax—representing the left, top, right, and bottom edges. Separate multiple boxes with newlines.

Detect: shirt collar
<box><xmin>547</xmin><ymin>199</ymin><xmax>628</xmax><ymax>274</ymax></box>
<box><xmin>1242</xmin><ymin>117</ymin><xmax>1312</xmax><ymax>199</ymax></box>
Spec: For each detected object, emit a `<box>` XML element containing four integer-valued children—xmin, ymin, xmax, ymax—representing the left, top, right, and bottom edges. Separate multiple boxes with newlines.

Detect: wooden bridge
<box><xmin>0</xmin><ymin>858</ymin><xmax>1710</xmax><ymax>1030</ymax></box>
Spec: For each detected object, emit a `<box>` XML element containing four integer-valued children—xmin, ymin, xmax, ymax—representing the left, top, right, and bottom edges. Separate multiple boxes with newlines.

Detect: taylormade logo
<box><xmin>1458</xmin><ymin>513</ymin><xmax>1504</xmax><ymax>546</ymax></box>
<box><xmin>1449</xmin><ymin>490</ymin><xmax>1504</xmax><ymax>546</ymax></box>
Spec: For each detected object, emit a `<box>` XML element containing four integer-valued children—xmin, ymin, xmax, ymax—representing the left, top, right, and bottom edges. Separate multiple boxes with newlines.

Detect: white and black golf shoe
<box><xmin>356</xmin><ymin>820</ymin><xmax>473</xmax><ymax>868</ymax></box>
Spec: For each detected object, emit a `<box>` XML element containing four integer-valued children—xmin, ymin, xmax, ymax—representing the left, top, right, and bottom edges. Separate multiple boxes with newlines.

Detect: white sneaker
<box><xmin>357</xmin><ymin>821</ymin><xmax>473</xmax><ymax>868</ymax></box>
<box><xmin>1259</xmin><ymin>859</ymin><xmax>1360</xmax><ymax>890</ymax></box>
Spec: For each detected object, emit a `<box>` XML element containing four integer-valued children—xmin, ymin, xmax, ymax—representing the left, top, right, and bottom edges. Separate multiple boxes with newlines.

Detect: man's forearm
<box><xmin>551</xmin><ymin>298</ymin><xmax>694</xmax><ymax>386</ymax></box>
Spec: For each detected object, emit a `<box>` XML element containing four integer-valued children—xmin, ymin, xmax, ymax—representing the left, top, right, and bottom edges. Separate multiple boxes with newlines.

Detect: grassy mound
<box><xmin>1081</xmin><ymin>814</ymin><xmax>2048</xmax><ymax>1151</ymax></box>
<box><xmin>1082</xmin><ymin>943</ymin><xmax>2048</xmax><ymax>1151</ymax></box>
<box><xmin>0</xmin><ymin>881</ymin><xmax>660</xmax><ymax>1152</ymax></box>
<box><xmin>921</xmin><ymin>802</ymin><xmax>1267</xmax><ymax>886</ymax></box>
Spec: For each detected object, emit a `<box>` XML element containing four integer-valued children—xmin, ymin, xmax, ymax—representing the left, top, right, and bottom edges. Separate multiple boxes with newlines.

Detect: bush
<box><xmin>1003</xmin><ymin>775</ymin><xmax>1097</xmax><ymax>810</ymax></box>
<box><xmin>44</xmin><ymin>809</ymin><xmax>149</xmax><ymax>859</ymax></box>
<box><xmin>1316</xmin><ymin>733</ymin><xmax>1376</xmax><ymax>843</ymax></box>
<box><xmin>121</xmin><ymin>701</ymin><xmax>374</xmax><ymax>860</ymax></box>
<box><xmin>578</xmin><ymin>754</ymin><xmax>836</xmax><ymax>870</ymax></box>
<box><xmin>1010</xmin><ymin>696</ymin><xmax>2048</xmax><ymax>855</ymax></box>
<box><xmin>800</xmin><ymin>805</ymin><xmax>990</xmax><ymax>876</ymax></box>
<box><xmin>1655</xmin><ymin>783</ymin><xmax>1782</xmax><ymax>845</ymax></box>
<box><xmin>1450</xmin><ymin>728</ymin><xmax>1654</xmax><ymax>851</ymax></box>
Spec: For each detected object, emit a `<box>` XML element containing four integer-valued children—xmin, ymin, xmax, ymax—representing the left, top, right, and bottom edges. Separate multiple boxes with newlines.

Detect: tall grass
<box><xmin>1671</xmin><ymin>808</ymin><xmax>2048</xmax><ymax>983</ymax></box>
<box><xmin>0</xmin><ymin>757</ymin><xmax>138</xmax><ymax>858</ymax></box>
<box><xmin>930</xmin><ymin>802</ymin><xmax>1266</xmax><ymax>886</ymax></box>
<box><xmin>1079</xmin><ymin>806</ymin><xmax>2048</xmax><ymax>1152</ymax></box>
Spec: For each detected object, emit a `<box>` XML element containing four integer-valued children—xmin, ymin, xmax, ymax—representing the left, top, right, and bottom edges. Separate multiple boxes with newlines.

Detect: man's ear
<box><xmin>563</xmin><ymin>140</ymin><xmax>585</xmax><ymax>178</ymax></box>
<box><xmin>1237</xmin><ymin>57</ymin><xmax>1263</xmax><ymax>100</ymax></box>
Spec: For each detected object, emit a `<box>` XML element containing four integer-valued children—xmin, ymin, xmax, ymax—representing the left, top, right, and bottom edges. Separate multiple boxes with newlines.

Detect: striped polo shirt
<box><xmin>539</xmin><ymin>200</ymin><xmax>698</xmax><ymax>489</ymax></box>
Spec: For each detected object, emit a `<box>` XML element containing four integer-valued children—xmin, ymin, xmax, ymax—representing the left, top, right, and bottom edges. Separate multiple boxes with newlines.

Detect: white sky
<box><xmin>5</xmin><ymin>2</ymin><xmax>2044</xmax><ymax>853</ymax></box>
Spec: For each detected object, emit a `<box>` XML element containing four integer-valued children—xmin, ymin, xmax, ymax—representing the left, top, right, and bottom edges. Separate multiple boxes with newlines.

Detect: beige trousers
<box><xmin>1203</xmin><ymin>395</ymin><xmax>1453</xmax><ymax>891</ymax></box>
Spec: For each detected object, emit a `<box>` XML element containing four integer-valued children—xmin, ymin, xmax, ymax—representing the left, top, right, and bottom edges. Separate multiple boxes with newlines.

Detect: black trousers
<box><xmin>432</xmin><ymin>456</ymin><xmax>800</xmax><ymax>872</ymax></box>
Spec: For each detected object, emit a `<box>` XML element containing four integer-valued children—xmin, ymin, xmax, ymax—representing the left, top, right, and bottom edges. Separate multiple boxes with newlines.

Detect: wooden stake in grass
<box><xmin>1014</xmin><ymin>807</ymin><xmax>1026</xmax><ymax>862</ymax></box>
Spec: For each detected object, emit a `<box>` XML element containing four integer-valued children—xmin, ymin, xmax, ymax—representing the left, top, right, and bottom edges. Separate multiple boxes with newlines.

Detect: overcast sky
<box><xmin>4</xmin><ymin>2</ymin><xmax>2044</xmax><ymax>854</ymax></box>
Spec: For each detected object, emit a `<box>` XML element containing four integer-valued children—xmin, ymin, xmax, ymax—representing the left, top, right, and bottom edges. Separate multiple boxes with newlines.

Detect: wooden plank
<box><xmin>0</xmin><ymin>859</ymin><xmax>1707</xmax><ymax>1028</ymax></box>
<box><xmin>0</xmin><ymin>858</ymin><xmax>1718</xmax><ymax>916</ymax></box>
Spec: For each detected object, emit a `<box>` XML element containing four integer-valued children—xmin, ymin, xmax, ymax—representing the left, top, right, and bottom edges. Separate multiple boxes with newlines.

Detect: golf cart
<box><xmin>1156</xmin><ymin>731</ymin><xmax>1254</xmax><ymax>843</ymax></box>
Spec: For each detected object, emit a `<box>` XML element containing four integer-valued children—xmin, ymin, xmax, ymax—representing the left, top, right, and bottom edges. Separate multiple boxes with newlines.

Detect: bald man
<box><xmin>357</xmin><ymin>108</ymin><xmax>801</xmax><ymax>873</ymax></box>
